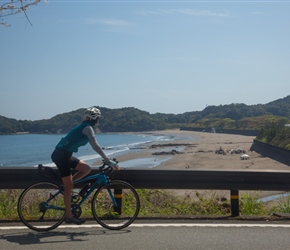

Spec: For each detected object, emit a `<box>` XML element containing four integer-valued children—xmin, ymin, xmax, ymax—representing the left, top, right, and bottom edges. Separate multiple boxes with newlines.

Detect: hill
<box><xmin>1</xmin><ymin>95</ymin><xmax>290</xmax><ymax>134</ymax></box>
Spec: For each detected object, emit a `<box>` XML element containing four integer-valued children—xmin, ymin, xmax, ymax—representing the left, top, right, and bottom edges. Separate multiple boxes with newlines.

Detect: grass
<box><xmin>240</xmin><ymin>193</ymin><xmax>268</xmax><ymax>216</ymax></box>
<box><xmin>138</xmin><ymin>189</ymin><xmax>231</xmax><ymax>216</ymax></box>
<box><xmin>272</xmin><ymin>195</ymin><xmax>290</xmax><ymax>214</ymax></box>
<box><xmin>1</xmin><ymin>189</ymin><xmax>290</xmax><ymax>221</ymax></box>
<box><xmin>0</xmin><ymin>189</ymin><xmax>21</xmax><ymax>220</ymax></box>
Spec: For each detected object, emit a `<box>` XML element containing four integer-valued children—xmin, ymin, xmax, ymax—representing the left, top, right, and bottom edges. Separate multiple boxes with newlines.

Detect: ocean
<box><xmin>0</xmin><ymin>132</ymin><xmax>176</xmax><ymax>168</ymax></box>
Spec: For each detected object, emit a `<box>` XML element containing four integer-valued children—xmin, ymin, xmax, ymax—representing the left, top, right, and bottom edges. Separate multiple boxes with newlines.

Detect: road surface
<box><xmin>1</xmin><ymin>220</ymin><xmax>290</xmax><ymax>249</ymax></box>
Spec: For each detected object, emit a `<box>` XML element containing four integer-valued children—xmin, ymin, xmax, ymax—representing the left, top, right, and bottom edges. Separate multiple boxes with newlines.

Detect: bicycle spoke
<box><xmin>91</xmin><ymin>181</ymin><xmax>140</xmax><ymax>230</ymax></box>
<box><xmin>17</xmin><ymin>182</ymin><xmax>65</xmax><ymax>231</ymax></box>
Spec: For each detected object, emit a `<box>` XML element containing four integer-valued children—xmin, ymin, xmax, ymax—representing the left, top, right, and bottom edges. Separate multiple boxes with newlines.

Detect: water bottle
<box><xmin>79</xmin><ymin>183</ymin><xmax>90</xmax><ymax>197</ymax></box>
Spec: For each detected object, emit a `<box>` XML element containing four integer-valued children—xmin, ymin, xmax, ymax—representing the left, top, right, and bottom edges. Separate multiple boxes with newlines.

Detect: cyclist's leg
<box><xmin>73</xmin><ymin>160</ymin><xmax>91</xmax><ymax>181</ymax></box>
<box><xmin>51</xmin><ymin>150</ymin><xmax>86</xmax><ymax>224</ymax></box>
<box><xmin>62</xmin><ymin>174</ymin><xmax>86</xmax><ymax>224</ymax></box>
<box><xmin>62</xmin><ymin>175</ymin><xmax>74</xmax><ymax>217</ymax></box>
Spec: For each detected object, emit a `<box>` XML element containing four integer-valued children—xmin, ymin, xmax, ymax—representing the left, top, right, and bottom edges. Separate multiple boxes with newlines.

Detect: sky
<box><xmin>1</xmin><ymin>0</ymin><xmax>290</xmax><ymax>121</ymax></box>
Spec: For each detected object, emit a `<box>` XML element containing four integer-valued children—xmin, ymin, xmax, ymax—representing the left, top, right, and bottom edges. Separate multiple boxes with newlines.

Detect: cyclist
<box><xmin>51</xmin><ymin>106</ymin><xmax>120</xmax><ymax>225</ymax></box>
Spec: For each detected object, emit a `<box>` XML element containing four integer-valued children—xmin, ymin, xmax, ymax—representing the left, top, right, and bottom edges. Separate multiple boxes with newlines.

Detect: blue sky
<box><xmin>1</xmin><ymin>0</ymin><xmax>290</xmax><ymax>120</ymax></box>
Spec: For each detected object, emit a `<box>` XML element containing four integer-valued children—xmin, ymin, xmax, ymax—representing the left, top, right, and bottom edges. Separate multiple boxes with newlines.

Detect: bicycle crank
<box><xmin>71</xmin><ymin>204</ymin><xmax>82</xmax><ymax>218</ymax></box>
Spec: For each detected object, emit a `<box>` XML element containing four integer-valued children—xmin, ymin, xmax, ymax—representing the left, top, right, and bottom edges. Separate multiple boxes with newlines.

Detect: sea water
<box><xmin>0</xmin><ymin>133</ymin><xmax>174</xmax><ymax>168</ymax></box>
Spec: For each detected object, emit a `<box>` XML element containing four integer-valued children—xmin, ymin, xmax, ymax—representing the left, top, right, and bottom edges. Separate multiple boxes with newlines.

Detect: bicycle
<box><xmin>17</xmin><ymin>160</ymin><xmax>140</xmax><ymax>232</ymax></box>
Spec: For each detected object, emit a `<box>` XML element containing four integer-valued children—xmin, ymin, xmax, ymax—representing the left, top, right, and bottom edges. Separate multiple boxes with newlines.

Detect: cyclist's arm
<box><xmin>82</xmin><ymin>126</ymin><xmax>110</xmax><ymax>162</ymax></box>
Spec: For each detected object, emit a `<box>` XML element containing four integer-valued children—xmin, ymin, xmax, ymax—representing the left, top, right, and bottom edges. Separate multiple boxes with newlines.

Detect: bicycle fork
<box><xmin>107</xmin><ymin>187</ymin><xmax>123</xmax><ymax>215</ymax></box>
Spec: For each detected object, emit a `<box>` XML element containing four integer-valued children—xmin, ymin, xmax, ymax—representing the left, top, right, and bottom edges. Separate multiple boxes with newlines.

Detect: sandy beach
<box><xmin>114</xmin><ymin>129</ymin><xmax>290</xmax><ymax>172</ymax></box>
<box><xmin>94</xmin><ymin>129</ymin><xmax>290</xmax><ymax>205</ymax></box>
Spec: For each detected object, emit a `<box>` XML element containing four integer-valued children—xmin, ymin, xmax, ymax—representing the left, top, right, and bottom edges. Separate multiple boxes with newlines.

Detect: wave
<box><xmin>2</xmin><ymin>132</ymin><xmax>176</xmax><ymax>168</ymax></box>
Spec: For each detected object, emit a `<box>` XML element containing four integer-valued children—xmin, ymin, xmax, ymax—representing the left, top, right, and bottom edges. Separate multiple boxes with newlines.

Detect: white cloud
<box><xmin>137</xmin><ymin>8</ymin><xmax>229</xmax><ymax>17</ymax></box>
<box><xmin>85</xmin><ymin>17</ymin><xmax>135</xmax><ymax>33</ymax></box>
<box><xmin>98</xmin><ymin>18</ymin><xmax>133</xmax><ymax>26</ymax></box>
<box><xmin>85</xmin><ymin>18</ymin><xmax>133</xmax><ymax>26</ymax></box>
<box><xmin>252</xmin><ymin>11</ymin><xmax>263</xmax><ymax>15</ymax></box>
<box><xmin>177</xmin><ymin>56</ymin><xmax>201</xmax><ymax>62</ymax></box>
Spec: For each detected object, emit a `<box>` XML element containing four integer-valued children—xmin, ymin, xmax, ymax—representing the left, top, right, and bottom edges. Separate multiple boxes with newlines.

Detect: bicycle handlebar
<box><xmin>99</xmin><ymin>158</ymin><xmax>119</xmax><ymax>175</ymax></box>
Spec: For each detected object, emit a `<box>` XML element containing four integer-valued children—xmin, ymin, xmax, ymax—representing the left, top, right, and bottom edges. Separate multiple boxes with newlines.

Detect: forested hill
<box><xmin>1</xmin><ymin>95</ymin><xmax>290</xmax><ymax>134</ymax></box>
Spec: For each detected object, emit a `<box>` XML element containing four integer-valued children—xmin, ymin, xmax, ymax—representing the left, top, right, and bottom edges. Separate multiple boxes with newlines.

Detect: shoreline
<box><xmin>95</xmin><ymin>129</ymin><xmax>290</xmax><ymax>172</ymax></box>
<box><xmin>98</xmin><ymin>129</ymin><xmax>290</xmax><ymax>202</ymax></box>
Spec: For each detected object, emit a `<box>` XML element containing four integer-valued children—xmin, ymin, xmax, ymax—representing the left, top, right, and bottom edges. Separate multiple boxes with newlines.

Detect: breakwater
<box><xmin>180</xmin><ymin>127</ymin><xmax>259</xmax><ymax>136</ymax></box>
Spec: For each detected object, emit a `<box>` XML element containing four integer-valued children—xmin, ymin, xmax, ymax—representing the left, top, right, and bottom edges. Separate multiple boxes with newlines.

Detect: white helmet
<box><xmin>84</xmin><ymin>106</ymin><xmax>101</xmax><ymax>120</ymax></box>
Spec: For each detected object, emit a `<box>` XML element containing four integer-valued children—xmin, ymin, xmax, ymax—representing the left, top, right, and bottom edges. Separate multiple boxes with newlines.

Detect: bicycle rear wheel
<box><xmin>17</xmin><ymin>182</ymin><xmax>65</xmax><ymax>231</ymax></box>
<box><xmin>91</xmin><ymin>180</ymin><xmax>140</xmax><ymax>230</ymax></box>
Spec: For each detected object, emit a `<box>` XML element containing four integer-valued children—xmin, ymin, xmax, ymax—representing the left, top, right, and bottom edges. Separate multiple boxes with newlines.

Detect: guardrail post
<box><xmin>230</xmin><ymin>190</ymin><xmax>239</xmax><ymax>216</ymax></box>
<box><xmin>114</xmin><ymin>188</ymin><xmax>122</xmax><ymax>214</ymax></box>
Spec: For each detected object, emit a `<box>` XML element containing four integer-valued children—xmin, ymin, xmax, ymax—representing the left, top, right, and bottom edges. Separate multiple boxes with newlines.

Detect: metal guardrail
<box><xmin>1</xmin><ymin>167</ymin><xmax>290</xmax><ymax>216</ymax></box>
<box><xmin>251</xmin><ymin>140</ymin><xmax>290</xmax><ymax>166</ymax></box>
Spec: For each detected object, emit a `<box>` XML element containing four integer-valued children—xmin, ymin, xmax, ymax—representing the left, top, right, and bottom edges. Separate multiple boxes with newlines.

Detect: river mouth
<box><xmin>258</xmin><ymin>192</ymin><xmax>290</xmax><ymax>203</ymax></box>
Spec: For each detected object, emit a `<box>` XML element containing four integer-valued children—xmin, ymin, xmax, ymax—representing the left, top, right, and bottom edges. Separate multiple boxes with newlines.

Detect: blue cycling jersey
<box><xmin>56</xmin><ymin>122</ymin><xmax>93</xmax><ymax>153</ymax></box>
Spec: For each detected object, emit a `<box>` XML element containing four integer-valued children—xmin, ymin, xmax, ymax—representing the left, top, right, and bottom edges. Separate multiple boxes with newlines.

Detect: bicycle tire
<box><xmin>17</xmin><ymin>181</ymin><xmax>65</xmax><ymax>232</ymax></box>
<box><xmin>91</xmin><ymin>180</ymin><xmax>140</xmax><ymax>230</ymax></box>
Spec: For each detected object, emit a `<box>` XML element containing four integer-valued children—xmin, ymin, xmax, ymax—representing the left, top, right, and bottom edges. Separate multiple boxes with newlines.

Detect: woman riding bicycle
<box><xmin>51</xmin><ymin>106</ymin><xmax>119</xmax><ymax>225</ymax></box>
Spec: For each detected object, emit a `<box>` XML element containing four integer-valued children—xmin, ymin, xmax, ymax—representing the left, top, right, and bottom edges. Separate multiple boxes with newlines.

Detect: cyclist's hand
<box><xmin>108</xmin><ymin>160</ymin><xmax>120</xmax><ymax>171</ymax></box>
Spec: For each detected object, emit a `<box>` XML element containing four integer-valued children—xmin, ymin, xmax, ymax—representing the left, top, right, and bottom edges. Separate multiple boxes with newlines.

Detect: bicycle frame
<box><xmin>44</xmin><ymin>171</ymin><xmax>118</xmax><ymax>212</ymax></box>
<box><xmin>18</xmin><ymin>161</ymin><xmax>140</xmax><ymax>232</ymax></box>
<box><xmin>74</xmin><ymin>172</ymin><xmax>118</xmax><ymax>207</ymax></box>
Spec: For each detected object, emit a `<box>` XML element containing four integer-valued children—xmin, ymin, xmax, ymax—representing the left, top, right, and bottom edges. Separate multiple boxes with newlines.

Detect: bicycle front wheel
<box><xmin>17</xmin><ymin>182</ymin><xmax>65</xmax><ymax>232</ymax></box>
<box><xmin>92</xmin><ymin>180</ymin><xmax>140</xmax><ymax>230</ymax></box>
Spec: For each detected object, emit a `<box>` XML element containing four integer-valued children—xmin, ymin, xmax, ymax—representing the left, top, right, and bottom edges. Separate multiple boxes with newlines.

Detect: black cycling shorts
<box><xmin>51</xmin><ymin>148</ymin><xmax>80</xmax><ymax>177</ymax></box>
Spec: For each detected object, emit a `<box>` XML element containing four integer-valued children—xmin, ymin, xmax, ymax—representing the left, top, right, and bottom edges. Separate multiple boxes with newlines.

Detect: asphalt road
<box><xmin>1</xmin><ymin>220</ymin><xmax>290</xmax><ymax>249</ymax></box>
